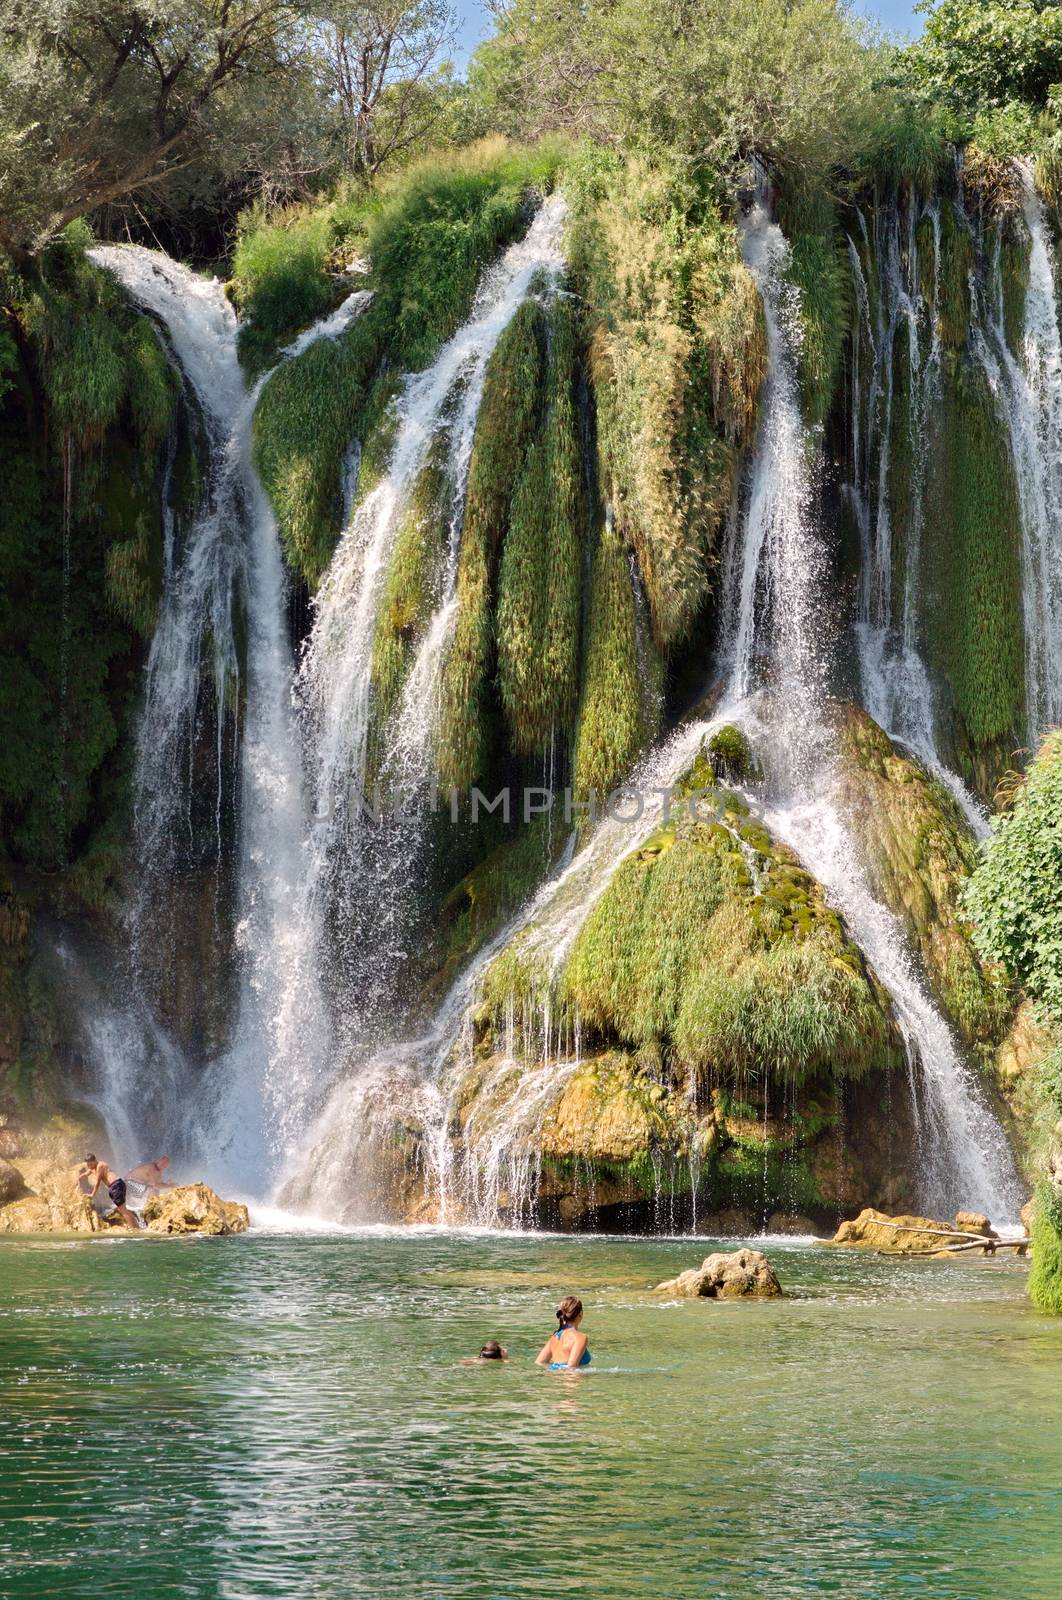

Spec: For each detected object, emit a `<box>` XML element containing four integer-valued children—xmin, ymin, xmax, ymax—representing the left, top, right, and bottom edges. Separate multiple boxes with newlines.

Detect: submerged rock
<box><xmin>143</xmin><ymin>1184</ymin><xmax>249</xmax><ymax>1236</ymax></box>
<box><xmin>655</xmin><ymin>1247</ymin><xmax>783</xmax><ymax>1299</ymax></box>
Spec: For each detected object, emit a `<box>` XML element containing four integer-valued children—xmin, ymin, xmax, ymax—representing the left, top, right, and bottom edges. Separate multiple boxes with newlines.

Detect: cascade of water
<box><xmin>972</xmin><ymin>166</ymin><xmax>1062</xmax><ymax>742</ymax></box>
<box><xmin>297</xmin><ymin>194</ymin><xmax>568</xmax><ymax>1045</ymax></box>
<box><xmin>723</xmin><ymin>201</ymin><xmax>1020</xmax><ymax>1218</ymax></box>
<box><xmin>843</xmin><ymin>204</ymin><xmax>988</xmax><ymax>834</ymax></box>
<box><xmin>85</xmin><ymin>248</ymin><xmax>368</xmax><ymax>1186</ymax></box>
<box><xmin>290</xmin><ymin>191</ymin><xmax>1024</xmax><ymax>1228</ymax></box>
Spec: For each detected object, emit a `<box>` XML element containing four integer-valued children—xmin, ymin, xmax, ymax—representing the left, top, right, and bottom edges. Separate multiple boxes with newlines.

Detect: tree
<box><xmin>0</xmin><ymin>0</ymin><xmax>312</xmax><ymax>258</ymax></box>
<box><xmin>908</xmin><ymin>0</ymin><xmax>1062</xmax><ymax>115</ymax></box>
<box><xmin>314</xmin><ymin>0</ymin><xmax>456</xmax><ymax>177</ymax></box>
<box><xmin>466</xmin><ymin>0</ymin><xmax>873</xmax><ymax>188</ymax></box>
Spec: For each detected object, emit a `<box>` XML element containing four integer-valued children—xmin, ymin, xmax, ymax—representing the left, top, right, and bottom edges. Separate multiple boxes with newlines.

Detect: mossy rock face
<box><xmin>832</xmin><ymin>702</ymin><xmax>1011</xmax><ymax>1052</ymax></box>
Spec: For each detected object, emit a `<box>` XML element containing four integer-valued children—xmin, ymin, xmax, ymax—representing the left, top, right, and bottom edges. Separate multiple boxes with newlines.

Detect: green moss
<box><xmin>571</xmin><ymin>509</ymin><xmax>648</xmax><ymax>802</ymax></box>
<box><xmin>996</xmin><ymin>219</ymin><xmax>1031</xmax><ymax>359</ymax></box>
<box><xmin>252</xmin><ymin>317</ymin><xmax>381</xmax><ymax>589</ymax></box>
<box><xmin>0</xmin><ymin>237</ymin><xmax>176</xmax><ymax>869</ymax></box>
<box><xmin>496</xmin><ymin>295</ymin><xmax>583</xmax><ymax>756</ymax></box>
<box><xmin>886</xmin><ymin>318</ymin><xmax>915</xmax><ymax>618</ymax></box>
<box><xmin>924</xmin><ymin>356</ymin><xmax>1024</xmax><ymax>758</ymax></box>
<box><xmin>368</xmin><ymin>449</ymin><xmax>452</xmax><ymax>768</ymax></box>
<box><xmin>437</xmin><ymin>299</ymin><xmax>546</xmax><ymax>789</ymax></box>
<box><xmin>552</xmin><ymin>813</ymin><xmax>896</xmax><ymax>1085</ymax></box>
<box><xmin>707</xmin><ymin>725</ymin><xmax>753</xmax><ymax>783</ymax></box>
<box><xmin>938</xmin><ymin>200</ymin><xmax>974</xmax><ymax>351</ymax></box>
<box><xmin>784</xmin><ymin>228</ymin><xmax>851</xmax><ymax>428</ymax></box>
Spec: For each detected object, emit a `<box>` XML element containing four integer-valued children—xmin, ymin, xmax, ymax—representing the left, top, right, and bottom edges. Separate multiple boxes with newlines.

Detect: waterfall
<box><xmin>723</xmin><ymin>201</ymin><xmax>1020</xmax><ymax>1219</ymax></box>
<box><xmin>85</xmin><ymin>249</ymin><xmax>366</xmax><ymax>1189</ymax></box>
<box><xmin>288</xmin><ymin>191</ymin><xmax>1024</xmax><ymax>1229</ymax></box>
<box><xmin>844</xmin><ymin>203</ymin><xmax>988</xmax><ymax>834</ymax></box>
<box><xmin>297</xmin><ymin>194</ymin><xmax>568</xmax><ymax>1046</ymax></box>
<box><xmin>973</xmin><ymin>166</ymin><xmax>1062</xmax><ymax>742</ymax></box>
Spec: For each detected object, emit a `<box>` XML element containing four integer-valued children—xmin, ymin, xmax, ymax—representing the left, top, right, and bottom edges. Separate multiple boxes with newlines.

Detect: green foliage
<box><xmin>437</xmin><ymin>298</ymin><xmax>546</xmax><ymax>789</ymax></box>
<box><xmin>784</xmin><ymin>227</ymin><xmax>851</xmax><ymax>428</ymax></box>
<box><xmin>231</xmin><ymin>207</ymin><xmax>336</xmax><ymax>375</ymax></box>
<box><xmin>907</xmin><ymin>0</ymin><xmax>1062</xmax><ymax>120</ymax></box>
<box><xmin>1029</xmin><ymin>1186</ymin><xmax>1062</xmax><ymax>1313</ymax></box>
<box><xmin>496</xmin><ymin>295</ymin><xmax>583</xmax><ymax>755</ymax></box>
<box><xmin>252</xmin><ymin>319</ymin><xmax>382</xmax><ymax>588</ymax></box>
<box><xmin>571</xmin><ymin>512</ymin><xmax>649</xmax><ymax>802</ymax></box>
<box><xmin>0</xmin><ymin>236</ymin><xmax>178</xmax><ymax>868</ymax></box>
<box><xmin>468</xmin><ymin>0</ymin><xmax>875</xmax><ymax>196</ymax></box>
<box><xmin>964</xmin><ymin>732</ymin><xmax>1062</xmax><ymax>1018</ymax></box>
<box><xmin>364</xmin><ymin>138</ymin><xmax>564</xmax><ymax>372</ymax></box>
<box><xmin>924</xmin><ymin>355</ymin><xmax>1024</xmax><ymax>753</ymax></box>
<box><xmin>859</xmin><ymin>98</ymin><xmax>953</xmax><ymax>194</ymax></box>
<box><xmin>994</xmin><ymin>216</ymin><xmax>1032</xmax><ymax>356</ymax></box>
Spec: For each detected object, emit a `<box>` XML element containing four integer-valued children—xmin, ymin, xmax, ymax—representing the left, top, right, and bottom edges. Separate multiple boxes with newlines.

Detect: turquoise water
<box><xmin>1</xmin><ymin>1228</ymin><xmax>1060</xmax><ymax>1599</ymax></box>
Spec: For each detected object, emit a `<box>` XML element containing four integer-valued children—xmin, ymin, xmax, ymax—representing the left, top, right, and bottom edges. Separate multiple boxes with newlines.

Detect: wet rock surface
<box><xmin>655</xmin><ymin>1247</ymin><xmax>783</xmax><ymax>1299</ymax></box>
<box><xmin>143</xmin><ymin>1184</ymin><xmax>250</xmax><ymax>1235</ymax></box>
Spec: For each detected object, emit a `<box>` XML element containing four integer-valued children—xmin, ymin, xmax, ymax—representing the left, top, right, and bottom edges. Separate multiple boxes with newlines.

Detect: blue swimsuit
<box><xmin>548</xmin><ymin>1327</ymin><xmax>591</xmax><ymax>1370</ymax></box>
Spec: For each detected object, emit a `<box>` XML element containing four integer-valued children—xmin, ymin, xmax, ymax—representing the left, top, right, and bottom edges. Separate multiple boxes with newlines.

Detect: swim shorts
<box><xmin>108</xmin><ymin>1179</ymin><xmax>127</xmax><ymax>1207</ymax></box>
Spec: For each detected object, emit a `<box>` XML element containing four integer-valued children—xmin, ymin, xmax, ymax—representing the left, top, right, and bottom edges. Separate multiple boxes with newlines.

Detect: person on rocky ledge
<box><xmin>125</xmin><ymin>1156</ymin><xmax>178</xmax><ymax>1195</ymax></box>
<box><xmin>77</xmin><ymin>1155</ymin><xmax>140</xmax><ymax>1229</ymax></box>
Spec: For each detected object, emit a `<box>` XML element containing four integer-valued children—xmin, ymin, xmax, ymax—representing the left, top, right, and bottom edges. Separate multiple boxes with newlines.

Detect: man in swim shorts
<box><xmin>125</xmin><ymin>1156</ymin><xmax>177</xmax><ymax>1194</ymax></box>
<box><xmin>79</xmin><ymin>1154</ymin><xmax>140</xmax><ymax>1229</ymax></box>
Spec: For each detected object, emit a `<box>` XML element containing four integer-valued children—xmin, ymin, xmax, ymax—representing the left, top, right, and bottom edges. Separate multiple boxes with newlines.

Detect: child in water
<box><xmin>535</xmin><ymin>1296</ymin><xmax>591</xmax><ymax>1370</ymax></box>
<box><xmin>460</xmin><ymin>1341</ymin><xmax>509</xmax><ymax>1365</ymax></box>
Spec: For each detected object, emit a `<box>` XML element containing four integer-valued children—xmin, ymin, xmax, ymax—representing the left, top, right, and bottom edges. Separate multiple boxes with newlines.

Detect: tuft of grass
<box><xmin>496</xmin><ymin>294</ymin><xmax>584</xmax><ymax>756</ymax></box>
<box><xmin>437</xmin><ymin>298</ymin><xmax>546</xmax><ymax>789</ymax></box>
<box><xmin>231</xmin><ymin>206</ymin><xmax>336</xmax><ymax>376</ymax></box>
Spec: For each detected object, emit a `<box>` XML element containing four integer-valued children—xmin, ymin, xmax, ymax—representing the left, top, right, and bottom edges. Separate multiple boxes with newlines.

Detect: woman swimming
<box><xmin>535</xmin><ymin>1296</ymin><xmax>591</xmax><ymax>1371</ymax></box>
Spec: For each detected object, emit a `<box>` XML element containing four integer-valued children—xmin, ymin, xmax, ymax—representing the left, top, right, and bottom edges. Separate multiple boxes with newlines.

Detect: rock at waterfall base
<box><xmin>143</xmin><ymin>1184</ymin><xmax>249</xmax><ymax>1236</ymax></box>
<box><xmin>0</xmin><ymin>1157</ymin><xmax>25</xmax><ymax>1205</ymax></box>
<box><xmin>655</xmin><ymin>1248</ymin><xmax>783</xmax><ymax>1299</ymax></box>
<box><xmin>827</xmin><ymin>1207</ymin><xmax>998</xmax><ymax>1252</ymax></box>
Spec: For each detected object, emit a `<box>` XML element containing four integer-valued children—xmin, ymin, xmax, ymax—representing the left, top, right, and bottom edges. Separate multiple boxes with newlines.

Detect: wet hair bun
<box><xmin>555</xmin><ymin>1294</ymin><xmax>583</xmax><ymax>1327</ymax></box>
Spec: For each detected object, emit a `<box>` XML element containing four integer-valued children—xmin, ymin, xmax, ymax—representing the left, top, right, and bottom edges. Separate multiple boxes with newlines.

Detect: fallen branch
<box><xmin>869</xmin><ymin>1219</ymin><xmax>996</xmax><ymax>1243</ymax></box>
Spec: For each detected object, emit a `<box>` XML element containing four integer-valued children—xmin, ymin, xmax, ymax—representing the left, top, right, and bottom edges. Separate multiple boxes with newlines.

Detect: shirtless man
<box><xmin>125</xmin><ymin>1156</ymin><xmax>177</xmax><ymax>1195</ymax></box>
<box><xmin>78</xmin><ymin>1154</ymin><xmax>140</xmax><ymax>1229</ymax></box>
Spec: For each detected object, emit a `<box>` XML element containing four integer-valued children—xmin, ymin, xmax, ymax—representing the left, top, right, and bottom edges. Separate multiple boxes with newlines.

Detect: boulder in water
<box><xmin>655</xmin><ymin>1247</ymin><xmax>783</xmax><ymax>1299</ymax></box>
<box><xmin>829</xmin><ymin>1207</ymin><xmax>952</xmax><ymax>1251</ymax></box>
<box><xmin>0</xmin><ymin>1158</ymin><xmax>111</xmax><ymax>1232</ymax></box>
<box><xmin>0</xmin><ymin>1156</ymin><xmax>25</xmax><ymax>1205</ymax></box>
<box><xmin>954</xmin><ymin>1211</ymin><xmax>996</xmax><ymax>1239</ymax></box>
<box><xmin>143</xmin><ymin>1184</ymin><xmax>249</xmax><ymax>1236</ymax></box>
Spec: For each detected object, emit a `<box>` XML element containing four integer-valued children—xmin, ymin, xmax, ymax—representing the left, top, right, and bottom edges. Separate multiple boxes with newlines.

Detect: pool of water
<box><xmin>1</xmin><ymin>1227</ymin><xmax>1060</xmax><ymax>1599</ymax></box>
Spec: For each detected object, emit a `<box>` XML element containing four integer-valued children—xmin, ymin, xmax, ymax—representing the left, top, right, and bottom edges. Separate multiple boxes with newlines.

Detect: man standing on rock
<box><xmin>125</xmin><ymin>1156</ymin><xmax>178</xmax><ymax>1196</ymax></box>
<box><xmin>78</xmin><ymin>1155</ymin><xmax>140</xmax><ymax>1230</ymax></box>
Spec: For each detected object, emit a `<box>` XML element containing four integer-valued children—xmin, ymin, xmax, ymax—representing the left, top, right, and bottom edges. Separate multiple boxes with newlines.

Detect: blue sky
<box><xmin>450</xmin><ymin>0</ymin><xmax>926</xmax><ymax>69</ymax></box>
